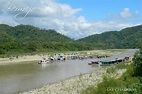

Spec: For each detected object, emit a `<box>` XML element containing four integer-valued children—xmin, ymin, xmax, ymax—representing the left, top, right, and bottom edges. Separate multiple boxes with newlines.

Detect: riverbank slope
<box><xmin>20</xmin><ymin>66</ymin><xmax>126</xmax><ymax>94</ymax></box>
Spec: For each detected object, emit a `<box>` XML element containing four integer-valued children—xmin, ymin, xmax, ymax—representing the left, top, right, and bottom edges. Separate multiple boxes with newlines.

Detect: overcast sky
<box><xmin>0</xmin><ymin>0</ymin><xmax>142</xmax><ymax>39</ymax></box>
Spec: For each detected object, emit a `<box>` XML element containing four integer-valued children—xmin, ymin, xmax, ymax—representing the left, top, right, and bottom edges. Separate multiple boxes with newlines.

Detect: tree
<box><xmin>133</xmin><ymin>49</ymin><xmax>142</xmax><ymax>77</ymax></box>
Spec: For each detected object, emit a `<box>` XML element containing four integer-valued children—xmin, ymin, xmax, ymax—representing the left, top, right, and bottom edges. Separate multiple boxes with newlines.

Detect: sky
<box><xmin>0</xmin><ymin>0</ymin><xmax>142</xmax><ymax>39</ymax></box>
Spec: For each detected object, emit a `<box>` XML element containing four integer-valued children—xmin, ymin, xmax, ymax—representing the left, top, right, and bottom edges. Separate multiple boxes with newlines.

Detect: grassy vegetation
<box><xmin>81</xmin><ymin>49</ymin><xmax>142</xmax><ymax>94</ymax></box>
<box><xmin>106</xmin><ymin>66</ymin><xmax>116</xmax><ymax>74</ymax></box>
<box><xmin>82</xmin><ymin>64</ymin><xmax>142</xmax><ymax>94</ymax></box>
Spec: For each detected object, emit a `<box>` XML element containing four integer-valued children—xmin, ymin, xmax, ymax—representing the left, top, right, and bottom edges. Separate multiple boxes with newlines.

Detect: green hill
<box><xmin>0</xmin><ymin>24</ymin><xmax>70</xmax><ymax>54</ymax></box>
<box><xmin>78</xmin><ymin>25</ymin><xmax>142</xmax><ymax>49</ymax></box>
<box><xmin>1</xmin><ymin>24</ymin><xmax>142</xmax><ymax>56</ymax></box>
<box><xmin>0</xmin><ymin>24</ymin><xmax>72</xmax><ymax>43</ymax></box>
<box><xmin>0</xmin><ymin>24</ymin><xmax>93</xmax><ymax>56</ymax></box>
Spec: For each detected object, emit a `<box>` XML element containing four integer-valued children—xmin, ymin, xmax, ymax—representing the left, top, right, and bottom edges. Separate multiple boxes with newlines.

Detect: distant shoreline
<box><xmin>0</xmin><ymin>49</ymin><xmax>126</xmax><ymax>65</ymax></box>
<box><xmin>0</xmin><ymin>55</ymin><xmax>43</xmax><ymax>65</ymax></box>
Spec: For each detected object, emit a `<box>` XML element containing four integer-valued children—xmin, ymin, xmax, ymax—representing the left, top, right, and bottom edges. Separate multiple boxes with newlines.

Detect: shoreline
<box><xmin>0</xmin><ymin>49</ymin><xmax>126</xmax><ymax>65</ymax></box>
<box><xmin>20</xmin><ymin>67</ymin><xmax>126</xmax><ymax>94</ymax></box>
<box><xmin>0</xmin><ymin>49</ymin><xmax>134</xmax><ymax>94</ymax></box>
<box><xmin>0</xmin><ymin>55</ymin><xmax>45</xmax><ymax>65</ymax></box>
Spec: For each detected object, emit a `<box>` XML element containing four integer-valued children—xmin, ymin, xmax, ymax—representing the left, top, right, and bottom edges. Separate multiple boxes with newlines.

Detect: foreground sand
<box><xmin>20</xmin><ymin>67</ymin><xmax>126</xmax><ymax>94</ymax></box>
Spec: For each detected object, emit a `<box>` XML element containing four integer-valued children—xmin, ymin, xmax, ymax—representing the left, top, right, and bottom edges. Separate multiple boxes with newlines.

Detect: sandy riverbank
<box><xmin>20</xmin><ymin>67</ymin><xmax>126</xmax><ymax>94</ymax></box>
<box><xmin>0</xmin><ymin>49</ymin><xmax>126</xmax><ymax>65</ymax></box>
<box><xmin>0</xmin><ymin>55</ymin><xmax>45</xmax><ymax>65</ymax></box>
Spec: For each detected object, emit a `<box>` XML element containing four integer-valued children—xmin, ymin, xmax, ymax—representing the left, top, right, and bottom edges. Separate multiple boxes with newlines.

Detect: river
<box><xmin>0</xmin><ymin>49</ymin><xmax>137</xmax><ymax>94</ymax></box>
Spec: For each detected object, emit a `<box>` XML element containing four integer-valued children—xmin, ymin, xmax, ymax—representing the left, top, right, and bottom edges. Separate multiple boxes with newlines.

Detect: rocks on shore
<box><xmin>20</xmin><ymin>67</ymin><xmax>126</xmax><ymax>94</ymax></box>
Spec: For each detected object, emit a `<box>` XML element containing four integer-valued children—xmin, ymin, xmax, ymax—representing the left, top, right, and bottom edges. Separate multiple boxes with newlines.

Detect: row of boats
<box><xmin>37</xmin><ymin>53</ymin><xmax>132</xmax><ymax>66</ymax></box>
<box><xmin>37</xmin><ymin>54</ymin><xmax>111</xmax><ymax>64</ymax></box>
<box><xmin>88</xmin><ymin>56</ymin><xmax>131</xmax><ymax>66</ymax></box>
<box><xmin>38</xmin><ymin>57</ymin><xmax>66</xmax><ymax>64</ymax></box>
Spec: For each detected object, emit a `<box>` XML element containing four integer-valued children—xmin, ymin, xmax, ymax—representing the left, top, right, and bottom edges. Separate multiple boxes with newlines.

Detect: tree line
<box><xmin>1</xmin><ymin>24</ymin><xmax>142</xmax><ymax>56</ymax></box>
<box><xmin>78</xmin><ymin>25</ymin><xmax>142</xmax><ymax>49</ymax></box>
<box><xmin>0</xmin><ymin>24</ymin><xmax>97</xmax><ymax>56</ymax></box>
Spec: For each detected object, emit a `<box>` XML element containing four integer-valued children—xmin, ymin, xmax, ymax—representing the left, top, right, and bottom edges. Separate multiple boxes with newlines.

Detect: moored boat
<box><xmin>99</xmin><ymin>60</ymin><xmax>114</xmax><ymax>66</ymax></box>
<box><xmin>88</xmin><ymin>61</ymin><xmax>99</xmax><ymax>65</ymax></box>
<box><xmin>38</xmin><ymin>60</ymin><xmax>50</xmax><ymax>64</ymax></box>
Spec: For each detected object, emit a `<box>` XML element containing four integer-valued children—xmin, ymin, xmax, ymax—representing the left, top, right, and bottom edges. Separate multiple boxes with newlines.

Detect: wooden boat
<box><xmin>88</xmin><ymin>61</ymin><xmax>99</xmax><ymax>65</ymax></box>
<box><xmin>99</xmin><ymin>60</ymin><xmax>115</xmax><ymax>66</ymax></box>
<box><xmin>38</xmin><ymin>60</ymin><xmax>50</xmax><ymax>64</ymax></box>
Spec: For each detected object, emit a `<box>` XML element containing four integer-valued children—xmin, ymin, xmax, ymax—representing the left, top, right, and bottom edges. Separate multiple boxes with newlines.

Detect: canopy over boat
<box><xmin>100</xmin><ymin>60</ymin><xmax>112</xmax><ymax>63</ymax></box>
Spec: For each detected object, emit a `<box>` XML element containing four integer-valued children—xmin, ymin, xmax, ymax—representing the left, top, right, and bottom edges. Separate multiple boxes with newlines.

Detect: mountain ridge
<box><xmin>78</xmin><ymin>24</ymin><xmax>142</xmax><ymax>48</ymax></box>
<box><xmin>0</xmin><ymin>24</ymin><xmax>142</xmax><ymax>55</ymax></box>
<box><xmin>0</xmin><ymin>24</ymin><xmax>93</xmax><ymax>55</ymax></box>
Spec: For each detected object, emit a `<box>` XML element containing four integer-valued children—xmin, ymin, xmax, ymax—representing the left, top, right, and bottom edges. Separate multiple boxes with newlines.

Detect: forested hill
<box><xmin>1</xmin><ymin>24</ymin><xmax>74</xmax><ymax>54</ymax></box>
<box><xmin>0</xmin><ymin>24</ymin><xmax>73</xmax><ymax>43</ymax></box>
<box><xmin>1</xmin><ymin>24</ymin><xmax>142</xmax><ymax>56</ymax></box>
<box><xmin>0</xmin><ymin>24</ymin><xmax>93</xmax><ymax>55</ymax></box>
<box><xmin>78</xmin><ymin>25</ymin><xmax>142</xmax><ymax>49</ymax></box>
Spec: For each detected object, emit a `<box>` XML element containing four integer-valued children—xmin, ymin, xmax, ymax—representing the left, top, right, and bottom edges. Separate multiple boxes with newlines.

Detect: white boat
<box><xmin>38</xmin><ymin>60</ymin><xmax>50</xmax><ymax>64</ymax></box>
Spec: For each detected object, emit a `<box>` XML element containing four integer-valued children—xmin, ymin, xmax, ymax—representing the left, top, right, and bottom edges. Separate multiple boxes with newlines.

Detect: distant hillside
<box><xmin>78</xmin><ymin>25</ymin><xmax>142</xmax><ymax>49</ymax></box>
<box><xmin>1</xmin><ymin>24</ymin><xmax>142</xmax><ymax>56</ymax></box>
<box><xmin>0</xmin><ymin>24</ymin><xmax>93</xmax><ymax>55</ymax></box>
<box><xmin>0</xmin><ymin>24</ymin><xmax>73</xmax><ymax>43</ymax></box>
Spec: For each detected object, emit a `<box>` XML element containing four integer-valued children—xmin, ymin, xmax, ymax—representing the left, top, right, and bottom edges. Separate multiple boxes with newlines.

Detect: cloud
<box><xmin>111</xmin><ymin>8</ymin><xmax>140</xmax><ymax>20</ymax></box>
<box><xmin>120</xmin><ymin>8</ymin><xmax>131</xmax><ymax>18</ymax></box>
<box><xmin>0</xmin><ymin>16</ymin><xmax>18</xmax><ymax>26</ymax></box>
<box><xmin>0</xmin><ymin>1</ymin><xmax>141</xmax><ymax>39</ymax></box>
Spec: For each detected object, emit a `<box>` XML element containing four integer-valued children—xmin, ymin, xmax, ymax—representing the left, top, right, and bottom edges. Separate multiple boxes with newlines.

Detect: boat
<box><xmin>88</xmin><ymin>61</ymin><xmax>99</xmax><ymax>66</ymax></box>
<box><xmin>38</xmin><ymin>60</ymin><xmax>50</xmax><ymax>64</ymax></box>
<box><xmin>99</xmin><ymin>60</ymin><xmax>116</xmax><ymax>66</ymax></box>
<box><xmin>115</xmin><ymin>58</ymin><xmax>124</xmax><ymax>63</ymax></box>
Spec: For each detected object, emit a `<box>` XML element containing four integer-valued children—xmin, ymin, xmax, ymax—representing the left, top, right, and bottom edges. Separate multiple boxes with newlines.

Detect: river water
<box><xmin>0</xmin><ymin>59</ymin><xmax>100</xmax><ymax>94</ymax></box>
<box><xmin>0</xmin><ymin>49</ymin><xmax>137</xmax><ymax>94</ymax></box>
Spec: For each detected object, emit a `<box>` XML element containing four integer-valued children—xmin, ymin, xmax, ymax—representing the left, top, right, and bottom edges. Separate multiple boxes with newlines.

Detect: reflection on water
<box><xmin>41</xmin><ymin>63</ymin><xmax>49</xmax><ymax>69</ymax></box>
<box><xmin>0</xmin><ymin>59</ymin><xmax>99</xmax><ymax>94</ymax></box>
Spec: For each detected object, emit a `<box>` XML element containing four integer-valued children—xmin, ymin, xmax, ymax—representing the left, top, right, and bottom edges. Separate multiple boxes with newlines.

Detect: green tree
<box><xmin>133</xmin><ymin>49</ymin><xmax>142</xmax><ymax>77</ymax></box>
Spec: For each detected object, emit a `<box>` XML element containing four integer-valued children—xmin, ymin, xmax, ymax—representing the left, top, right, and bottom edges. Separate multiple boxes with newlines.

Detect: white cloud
<box><xmin>120</xmin><ymin>8</ymin><xmax>131</xmax><ymax>18</ymax></box>
<box><xmin>0</xmin><ymin>1</ymin><xmax>141</xmax><ymax>39</ymax></box>
<box><xmin>0</xmin><ymin>15</ymin><xmax>18</xmax><ymax>26</ymax></box>
<box><xmin>120</xmin><ymin>8</ymin><xmax>140</xmax><ymax>19</ymax></box>
<box><xmin>134</xmin><ymin>11</ymin><xmax>139</xmax><ymax>16</ymax></box>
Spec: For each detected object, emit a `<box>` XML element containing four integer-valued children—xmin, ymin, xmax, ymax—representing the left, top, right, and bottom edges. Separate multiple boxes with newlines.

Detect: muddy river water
<box><xmin>0</xmin><ymin>49</ymin><xmax>137</xmax><ymax>94</ymax></box>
